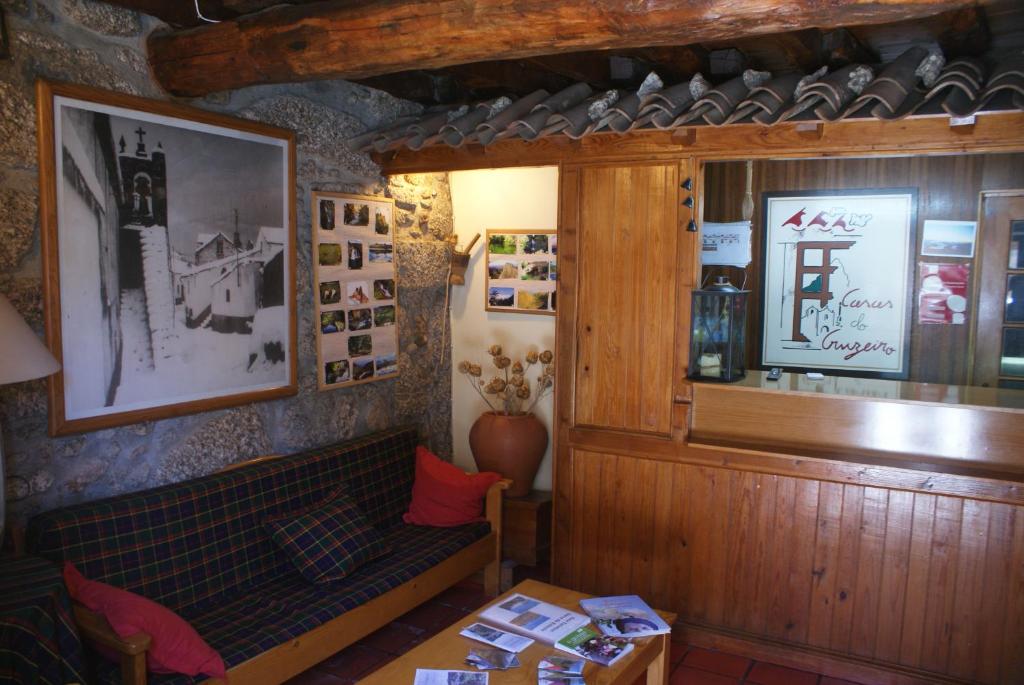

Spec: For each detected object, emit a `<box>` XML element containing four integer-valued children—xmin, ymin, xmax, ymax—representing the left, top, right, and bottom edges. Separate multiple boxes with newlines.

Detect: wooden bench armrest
<box><xmin>72</xmin><ymin>603</ymin><xmax>151</xmax><ymax>685</ymax></box>
<box><xmin>482</xmin><ymin>479</ymin><xmax>511</xmax><ymax>596</ymax></box>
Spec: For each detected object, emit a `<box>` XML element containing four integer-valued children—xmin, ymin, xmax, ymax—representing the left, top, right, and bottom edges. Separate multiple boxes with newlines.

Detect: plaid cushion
<box><xmin>26</xmin><ymin>427</ymin><xmax>418</xmax><ymax>614</ymax></box>
<box><xmin>265</xmin><ymin>489</ymin><xmax>391</xmax><ymax>583</ymax></box>
<box><xmin>92</xmin><ymin>521</ymin><xmax>491</xmax><ymax>685</ymax></box>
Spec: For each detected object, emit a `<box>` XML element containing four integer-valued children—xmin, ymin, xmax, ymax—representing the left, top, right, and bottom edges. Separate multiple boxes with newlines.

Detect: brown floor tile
<box><xmin>397</xmin><ymin>600</ymin><xmax>473</xmax><ymax>632</ymax></box>
<box><xmin>314</xmin><ymin>643</ymin><xmax>393</xmax><ymax>679</ymax></box>
<box><xmin>683</xmin><ymin>647</ymin><xmax>752</xmax><ymax>678</ymax></box>
<box><xmin>434</xmin><ymin>583</ymin><xmax>490</xmax><ymax>611</ymax></box>
<box><xmin>283</xmin><ymin>667</ymin><xmax>351</xmax><ymax>685</ymax></box>
<box><xmin>357</xmin><ymin>622</ymin><xmax>424</xmax><ymax>655</ymax></box>
<box><xmin>820</xmin><ymin>677</ymin><xmax>864</xmax><ymax>685</ymax></box>
<box><xmin>671</xmin><ymin>641</ymin><xmax>691</xmax><ymax>667</ymax></box>
<box><xmin>745</xmin><ymin>661</ymin><xmax>820</xmax><ymax>685</ymax></box>
<box><xmin>670</xmin><ymin>665</ymin><xmax>742</xmax><ymax>685</ymax></box>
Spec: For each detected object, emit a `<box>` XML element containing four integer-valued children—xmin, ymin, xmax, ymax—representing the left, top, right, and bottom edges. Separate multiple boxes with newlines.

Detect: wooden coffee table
<box><xmin>358</xmin><ymin>579</ymin><xmax>676</xmax><ymax>684</ymax></box>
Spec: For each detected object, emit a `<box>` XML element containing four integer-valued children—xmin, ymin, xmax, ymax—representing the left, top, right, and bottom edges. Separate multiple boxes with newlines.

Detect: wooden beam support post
<box><xmin>147</xmin><ymin>0</ymin><xmax>982</xmax><ymax>96</ymax></box>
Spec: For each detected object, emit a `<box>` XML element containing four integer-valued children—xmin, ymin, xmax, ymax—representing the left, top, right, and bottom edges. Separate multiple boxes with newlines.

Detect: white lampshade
<box><xmin>0</xmin><ymin>293</ymin><xmax>61</xmax><ymax>384</ymax></box>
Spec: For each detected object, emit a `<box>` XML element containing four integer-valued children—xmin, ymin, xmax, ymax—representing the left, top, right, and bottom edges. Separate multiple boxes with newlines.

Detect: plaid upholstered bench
<box><xmin>26</xmin><ymin>426</ymin><xmax>506</xmax><ymax>685</ymax></box>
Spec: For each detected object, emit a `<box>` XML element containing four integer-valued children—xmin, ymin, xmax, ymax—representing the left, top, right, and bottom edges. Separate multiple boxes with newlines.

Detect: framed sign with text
<box><xmin>759</xmin><ymin>188</ymin><xmax>917</xmax><ymax>379</ymax></box>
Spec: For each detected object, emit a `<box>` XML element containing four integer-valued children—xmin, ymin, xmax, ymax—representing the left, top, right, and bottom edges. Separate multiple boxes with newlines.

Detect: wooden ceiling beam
<box><xmin>146</xmin><ymin>0</ymin><xmax>984</xmax><ymax>96</ymax></box>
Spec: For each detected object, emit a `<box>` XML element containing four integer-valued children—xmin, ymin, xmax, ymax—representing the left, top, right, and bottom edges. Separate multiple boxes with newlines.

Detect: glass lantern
<box><xmin>688</xmin><ymin>276</ymin><xmax>749</xmax><ymax>382</ymax></box>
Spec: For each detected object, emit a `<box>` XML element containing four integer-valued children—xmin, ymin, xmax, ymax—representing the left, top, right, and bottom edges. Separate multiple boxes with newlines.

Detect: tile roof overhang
<box><xmin>350</xmin><ymin>49</ymin><xmax>1024</xmax><ymax>155</ymax></box>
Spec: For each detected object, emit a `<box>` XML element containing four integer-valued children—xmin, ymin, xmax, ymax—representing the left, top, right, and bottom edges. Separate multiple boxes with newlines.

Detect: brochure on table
<box><xmin>555</xmin><ymin>625</ymin><xmax>634</xmax><ymax>667</ymax></box>
<box><xmin>579</xmin><ymin>594</ymin><xmax>671</xmax><ymax>638</ymax></box>
<box><xmin>413</xmin><ymin>668</ymin><xmax>487</xmax><ymax>684</ymax></box>
<box><xmin>477</xmin><ymin>594</ymin><xmax>590</xmax><ymax>645</ymax></box>
<box><xmin>460</xmin><ymin>622</ymin><xmax>534</xmax><ymax>653</ymax></box>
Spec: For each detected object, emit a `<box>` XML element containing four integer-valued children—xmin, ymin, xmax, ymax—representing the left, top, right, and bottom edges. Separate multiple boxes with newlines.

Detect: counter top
<box><xmin>717</xmin><ymin>371</ymin><xmax>1024</xmax><ymax>410</ymax></box>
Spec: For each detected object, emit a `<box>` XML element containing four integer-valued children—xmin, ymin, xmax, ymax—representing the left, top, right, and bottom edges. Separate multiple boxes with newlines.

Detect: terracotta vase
<box><xmin>468</xmin><ymin>411</ymin><xmax>548</xmax><ymax>498</ymax></box>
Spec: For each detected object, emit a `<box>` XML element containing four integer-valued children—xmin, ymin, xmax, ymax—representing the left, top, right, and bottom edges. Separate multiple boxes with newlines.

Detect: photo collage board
<box><xmin>312</xmin><ymin>192</ymin><xmax>399</xmax><ymax>390</ymax></box>
<box><xmin>485</xmin><ymin>229</ymin><xmax>557</xmax><ymax>315</ymax></box>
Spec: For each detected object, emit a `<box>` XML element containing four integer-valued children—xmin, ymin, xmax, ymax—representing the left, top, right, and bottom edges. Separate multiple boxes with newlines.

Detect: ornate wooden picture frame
<box><xmin>36</xmin><ymin>80</ymin><xmax>298</xmax><ymax>435</ymax></box>
<box><xmin>485</xmin><ymin>229</ymin><xmax>557</xmax><ymax>316</ymax></box>
<box><xmin>311</xmin><ymin>191</ymin><xmax>399</xmax><ymax>390</ymax></box>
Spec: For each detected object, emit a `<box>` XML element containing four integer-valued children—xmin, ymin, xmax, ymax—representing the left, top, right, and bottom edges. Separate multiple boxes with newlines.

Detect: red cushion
<box><xmin>402</xmin><ymin>446</ymin><xmax>501</xmax><ymax>527</ymax></box>
<box><xmin>63</xmin><ymin>563</ymin><xmax>226</xmax><ymax>678</ymax></box>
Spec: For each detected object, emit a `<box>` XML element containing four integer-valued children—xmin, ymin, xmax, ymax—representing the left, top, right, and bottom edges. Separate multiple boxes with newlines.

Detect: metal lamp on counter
<box><xmin>688</xmin><ymin>276</ymin><xmax>749</xmax><ymax>382</ymax></box>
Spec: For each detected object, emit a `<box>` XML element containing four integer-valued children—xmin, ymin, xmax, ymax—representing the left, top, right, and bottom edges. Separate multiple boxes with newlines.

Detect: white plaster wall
<box><xmin>450</xmin><ymin>167</ymin><xmax>559</xmax><ymax>491</ymax></box>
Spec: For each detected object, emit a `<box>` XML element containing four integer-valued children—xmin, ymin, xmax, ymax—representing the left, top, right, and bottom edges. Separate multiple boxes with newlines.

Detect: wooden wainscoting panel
<box><xmin>562</xmin><ymin>449</ymin><xmax>1024</xmax><ymax>683</ymax></box>
<box><xmin>573</xmin><ymin>164</ymin><xmax>678</xmax><ymax>436</ymax></box>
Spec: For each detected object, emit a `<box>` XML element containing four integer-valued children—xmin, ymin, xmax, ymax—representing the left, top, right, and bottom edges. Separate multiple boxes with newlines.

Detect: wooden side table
<box><xmin>501</xmin><ymin>489</ymin><xmax>552</xmax><ymax>566</ymax></box>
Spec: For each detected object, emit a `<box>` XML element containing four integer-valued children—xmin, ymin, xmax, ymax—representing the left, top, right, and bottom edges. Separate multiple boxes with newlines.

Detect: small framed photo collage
<box><xmin>485</xmin><ymin>229</ymin><xmax>557</xmax><ymax>316</ymax></box>
<box><xmin>312</xmin><ymin>191</ymin><xmax>399</xmax><ymax>390</ymax></box>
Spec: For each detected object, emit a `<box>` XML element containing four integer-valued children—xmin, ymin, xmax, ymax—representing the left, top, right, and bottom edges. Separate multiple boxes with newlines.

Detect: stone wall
<box><xmin>0</xmin><ymin>0</ymin><xmax>455</xmax><ymax>525</ymax></box>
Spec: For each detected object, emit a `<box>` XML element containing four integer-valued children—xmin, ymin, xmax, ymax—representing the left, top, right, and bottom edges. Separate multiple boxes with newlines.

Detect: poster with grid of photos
<box><xmin>312</xmin><ymin>192</ymin><xmax>399</xmax><ymax>390</ymax></box>
<box><xmin>485</xmin><ymin>229</ymin><xmax>557</xmax><ymax>316</ymax></box>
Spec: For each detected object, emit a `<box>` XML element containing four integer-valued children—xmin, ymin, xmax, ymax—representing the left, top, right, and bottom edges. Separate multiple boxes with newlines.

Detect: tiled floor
<box><xmin>285</xmin><ymin>571</ymin><xmax>866</xmax><ymax>685</ymax></box>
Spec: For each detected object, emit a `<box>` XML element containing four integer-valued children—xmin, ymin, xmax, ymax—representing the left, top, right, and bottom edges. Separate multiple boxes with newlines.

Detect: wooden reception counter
<box><xmin>689</xmin><ymin>371</ymin><xmax>1024</xmax><ymax>485</ymax></box>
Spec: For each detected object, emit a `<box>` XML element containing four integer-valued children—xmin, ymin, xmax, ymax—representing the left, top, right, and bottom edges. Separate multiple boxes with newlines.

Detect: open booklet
<box><xmin>578</xmin><ymin>594</ymin><xmax>671</xmax><ymax>638</ymax></box>
<box><xmin>477</xmin><ymin>594</ymin><xmax>591</xmax><ymax>645</ymax></box>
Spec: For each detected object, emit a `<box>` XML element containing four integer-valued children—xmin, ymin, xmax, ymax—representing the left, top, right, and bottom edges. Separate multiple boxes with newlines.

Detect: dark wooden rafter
<box><xmin>145</xmin><ymin>0</ymin><xmax>988</xmax><ymax>96</ymax></box>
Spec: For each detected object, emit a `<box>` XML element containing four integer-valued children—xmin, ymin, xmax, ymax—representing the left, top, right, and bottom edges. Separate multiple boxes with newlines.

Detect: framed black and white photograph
<box><xmin>312</xmin><ymin>191</ymin><xmax>399</xmax><ymax>390</ymax></box>
<box><xmin>485</xmin><ymin>229</ymin><xmax>557</xmax><ymax>315</ymax></box>
<box><xmin>37</xmin><ymin>80</ymin><xmax>298</xmax><ymax>436</ymax></box>
<box><xmin>759</xmin><ymin>188</ymin><xmax>917</xmax><ymax>379</ymax></box>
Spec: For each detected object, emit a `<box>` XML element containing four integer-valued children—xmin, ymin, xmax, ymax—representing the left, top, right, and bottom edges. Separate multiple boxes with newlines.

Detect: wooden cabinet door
<box><xmin>570</xmin><ymin>163</ymin><xmax>681</xmax><ymax>435</ymax></box>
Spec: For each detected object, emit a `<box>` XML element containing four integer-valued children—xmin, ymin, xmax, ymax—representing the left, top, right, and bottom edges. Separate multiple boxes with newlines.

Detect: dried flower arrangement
<box><xmin>457</xmin><ymin>344</ymin><xmax>554</xmax><ymax>416</ymax></box>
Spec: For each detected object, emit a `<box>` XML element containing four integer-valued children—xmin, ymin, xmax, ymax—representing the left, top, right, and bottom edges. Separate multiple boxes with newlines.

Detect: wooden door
<box><xmin>972</xmin><ymin>192</ymin><xmax>1024</xmax><ymax>388</ymax></box>
<box><xmin>570</xmin><ymin>163</ymin><xmax>681</xmax><ymax>436</ymax></box>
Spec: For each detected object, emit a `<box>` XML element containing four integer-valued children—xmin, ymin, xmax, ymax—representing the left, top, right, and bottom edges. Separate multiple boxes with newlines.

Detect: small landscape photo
<box><xmin>500</xmin><ymin>596</ymin><xmax>540</xmax><ymax>613</ymax></box>
<box><xmin>349</xmin><ymin>333</ymin><xmax>373</xmax><ymax>357</ymax></box>
<box><xmin>318</xmin><ymin>242</ymin><xmax>343</xmax><ymax>267</ymax></box>
<box><xmin>466</xmin><ymin>624</ymin><xmax>503</xmax><ymax>642</ymax></box>
<box><xmin>488</xmin><ymin>234</ymin><xmax>517</xmax><ymax>255</ymax></box>
<box><xmin>520</xmin><ymin>261</ymin><xmax>549</xmax><ymax>281</ymax></box>
<box><xmin>549</xmin><ymin>261</ymin><xmax>557</xmax><ymax>281</ymax></box>
<box><xmin>320</xmin><ymin>310</ymin><xmax>344</xmax><ymax>334</ymax></box>
<box><xmin>373</xmin><ymin>278</ymin><xmax>395</xmax><ymax>300</ymax></box>
<box><xmin>550</xmin><ymin>235</ymin><xmax>558</xmax><ymax>255</ymax></box>
<box><xmin>373</xmin><ymin>304</ymin><xmax>396</xmax><ymax>327</ymax></box>
<box><xmin>368</xmin><ymin>242</ymin><xmax>393</xmax><ymax>264</ymax></box>
<box><xmin>488</xmin><ymin>259</ymin><xmax>518</xmax><ymax>279</ymax></box>
<box><xmin>510</xmin><ymin>610</ymin><xmax>547</xmax><ymax>630</ymax></box>
<box><xmin>447</xmin><ymin>673</ymin><xmax>487</xmax><ymax>685</ymax></box>
<box><xmin>921</xmin><ymin>219</ymin><xmax>978</xmax><ymax>258</ymax></box>
<box><xmin>347</xmin><ymin>280</ymin><xmax>371</xmax><ymax>305</ymax></box>
<box><xmin>375</xmin><ymin>353</ymin><xmax>397</xmax><ymax>376</ymax></box>
<box><xmin>348</xmin><ymin>240</ymin><xmax>363</xmax><ymax>269</ymax></box>
<box><xmin>374</xmin><ymin>210</ymin><xmax>390</xmax><ymax>235</ymax></box>
<box><xmin>324</xmin><ymin>359</ymin><xmax>350</xmax><ymax>385</ymax></box>
<box><xmin>348</xmin><ymin>308</ymin><xmax>372</xmax><ymax>331</ymax></box>
<box><xmin>517</xmin><ymin>290</ymin><xmax>549</xmax><ymax>311</ymax></box>
<box><xmin>521</xmin><ymin>234</ymin><xmax>549</xmax><ymax>254</ymax></box>
<box><xmin>319</xmin><ymin>199</ymin><xmax>335</xmax><ymax>230</ymax></box>
<box><xmin>343</xmin><ymin>202</ymin><xmax>370</xmax><ymax>226</ymax></box>
<box><xmin>488</xmin><ymin>286</ymin><xmax>515</xmax><ymax>308</ymax></box>
<box><xmin>352</xmin><ymin>357</ymin><xmax>375</xmax><ymax>381</ymax></box>
<box><xmin>319</xmin><ymin>280</ymin><xmax>341</xmax><ymax>305</ymax></box>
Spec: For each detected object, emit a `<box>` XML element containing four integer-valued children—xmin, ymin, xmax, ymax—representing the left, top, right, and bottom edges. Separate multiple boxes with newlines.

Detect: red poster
<box><xmin>918</xmin><ymin>263</ymin><xmax>969</xmax><ymax>325</ymax></box>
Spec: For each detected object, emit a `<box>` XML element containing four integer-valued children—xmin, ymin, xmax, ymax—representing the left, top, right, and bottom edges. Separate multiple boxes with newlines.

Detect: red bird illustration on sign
<box><xmin>782</xmin><ymin>209</ymin><xmax>805</xmax><ymax>227</ymax></box>
<box><xmin>832</xmin><ymin>215</ymin><xmax>848</xmax><ymax>231</ymax></box>
<box><xmin>809</xmin><ymin>211</ymin><xmax>830</xmax><ymax>228</ymax></box>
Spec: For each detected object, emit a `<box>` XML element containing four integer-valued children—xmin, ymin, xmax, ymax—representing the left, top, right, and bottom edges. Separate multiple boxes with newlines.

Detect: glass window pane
<box><xmin>1007</xmin><ymin>275</ymin><xmax>1024</xmax><ymax>323</ymax></box>
<box><xmin>1011</xmin><ymin>220</ymin><xmax>1024</xmax><ymax>269</ymax></box>
<box><xmin>1000</xmin><ymin>328</ymin><xmax>1024</xmax><ymax>378</ymax></box>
